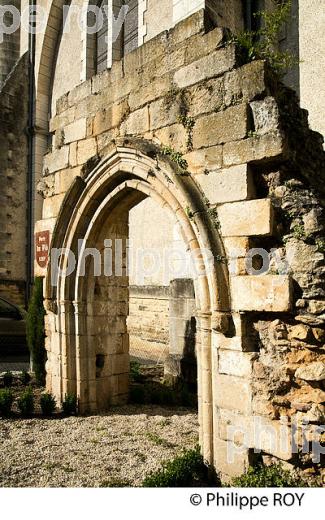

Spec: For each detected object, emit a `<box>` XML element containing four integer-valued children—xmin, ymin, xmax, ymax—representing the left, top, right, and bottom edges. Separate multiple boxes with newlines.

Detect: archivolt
<box><xmin>45</xmin><ymin>140</ymin><xmax>232</xmax><ymax>464</ymax></box>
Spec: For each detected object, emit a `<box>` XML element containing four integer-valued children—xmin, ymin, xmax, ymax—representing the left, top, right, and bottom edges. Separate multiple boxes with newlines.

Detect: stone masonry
<box><xmin>34</xmin><ymin>10</ymin><xmax>325</xmax><ymax>480</ymax></box>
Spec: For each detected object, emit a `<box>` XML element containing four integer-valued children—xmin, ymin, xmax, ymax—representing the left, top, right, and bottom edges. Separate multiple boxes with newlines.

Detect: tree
<box><xmin>26</xmin><ymin>278</ymin><xmax>46</xmax><ymax>385</ymax></box>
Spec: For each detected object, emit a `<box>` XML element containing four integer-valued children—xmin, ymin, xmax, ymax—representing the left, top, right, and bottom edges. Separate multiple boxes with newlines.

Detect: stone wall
<box><xmin>0</xmin><ymin>53</ymin><xmax>29</xmax><ymax>306</ymax></box>
<box><xmin>0</xmin><ymin>0</ymin><xmax>20</xmax><ymax>88</ymax></box>
<box><xmin>36</xmin><ymin>11</ymin><xmax>325</xmax><ymax>479</ymax></box>
<box><xmin>128</xmin><ymin>285</ymin><xmax>170</xmax><ymax>363</ymax></box>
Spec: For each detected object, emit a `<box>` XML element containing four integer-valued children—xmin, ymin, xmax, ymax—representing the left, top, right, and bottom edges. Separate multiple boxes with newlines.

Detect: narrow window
<box><xmin>96</xmin><ymin>0</ymin><xmax>109</xmax><ymax>73</ymax></box>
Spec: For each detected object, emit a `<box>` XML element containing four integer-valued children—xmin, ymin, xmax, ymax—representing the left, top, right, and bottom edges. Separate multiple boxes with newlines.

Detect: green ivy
<box><xmin>160</xmin><ymin>145</ymin><xmax>188</xmax><ymax>171</ymax></box>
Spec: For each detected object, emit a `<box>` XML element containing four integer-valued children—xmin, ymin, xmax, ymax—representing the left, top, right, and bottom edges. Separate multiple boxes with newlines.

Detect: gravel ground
<box><xmin>0</xmin><ymin>405</ymin><xmax>198</xmax><ymax>487</ymax></box>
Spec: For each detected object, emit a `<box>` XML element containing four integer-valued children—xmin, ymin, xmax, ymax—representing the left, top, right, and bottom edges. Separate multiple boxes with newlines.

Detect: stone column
<box><xmin>165</xmin><ymin>278</ymin><xmax>197</xmax><ymax>386</ymax></box>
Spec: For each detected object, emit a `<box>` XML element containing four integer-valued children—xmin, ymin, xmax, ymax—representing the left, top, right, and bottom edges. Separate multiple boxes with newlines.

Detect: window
<box><xmin>96</xmin><ymin>0</ymin><xmax>109</xmax><ymax>73</ymax></box>
<box><xmin>94</xmin><ymin>0</ymin><xmax>138</xmax><ymax>74</ymax></box>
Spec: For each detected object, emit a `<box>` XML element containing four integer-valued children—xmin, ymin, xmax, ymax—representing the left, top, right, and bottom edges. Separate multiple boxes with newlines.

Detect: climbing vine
<box><xmin>160</xmin><ymin>145</ymin><xmax>188</xmax><ymax>171</ymax></box>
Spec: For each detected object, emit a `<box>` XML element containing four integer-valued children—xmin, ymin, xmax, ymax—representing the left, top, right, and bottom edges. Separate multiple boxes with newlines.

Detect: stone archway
<box><xmin>44</xmin><ymin>141</ymin><xmax>231</xmax><ymax>464</ymax></box>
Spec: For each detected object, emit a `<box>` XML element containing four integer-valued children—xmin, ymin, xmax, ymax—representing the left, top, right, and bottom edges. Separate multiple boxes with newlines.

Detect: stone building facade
<box><xmin>0</xmin><ymin>1</ymin><xmax>324</xmax><ymax>480</ymax></box>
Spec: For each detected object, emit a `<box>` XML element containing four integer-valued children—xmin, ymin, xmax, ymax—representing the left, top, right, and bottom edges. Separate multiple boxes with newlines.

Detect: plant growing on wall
<box><xmin>230</xmin><ymin>0</ymin><xmax>296</xmax><ymax>76</ymax></box>
<box><xmin>26</xmin><ymin>277</ymin><xmax>46</xmax><ymax>386</ymax></box>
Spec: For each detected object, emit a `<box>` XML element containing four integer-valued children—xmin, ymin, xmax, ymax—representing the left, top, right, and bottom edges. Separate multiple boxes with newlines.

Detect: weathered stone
<box><xmin>185</xmin><ymin>146</ymin><xmax>223</xmax><ymax>173</ymax></box>
<box><xmin>295</xmin><ymin>362</ymin><xmax>325</xmax><ymax>381</ymax></box>
<box><xmin>218</xmin><ymin>199</ymin><xmax>273</xmax><ymax>237</ymax></box>
<box><xmin>214</xmin><ymin>374</ymin><xmax>252</xmax><ymax>414</ymax></box>
<box><xmin>313</xmin><ymin>328</ymin><xmax>325</xmax><ymax>342</ymax></box>
<box><xmin>219</xmin><ymin>350</ymin><xmax>256</xmax><ymax>377</ymax></box>
<box><xmin>188</xmin><ymin>77</ymin><xmax>224</xmax><ymax>117</ymax></box>
<box><xmin>250</xmin><ymin>97</ymin><xmax>280</xmax><ymax>135</ymax></box>
<box><xmin>43</xmin><ymin>146</ymin><xmax>70</xmax><ymax>174</ymax></box>
<box><xmin>224</xmin><ymin>60</ymin><xmax>267</xmax><ymax>106</ymax></box>
<box><xmin>231</xmin><ymin>275</ymin><xmax>292</xmax><ymax>312</ymax></box>
<box><xmin>303</xmin><ymin>404</ymin><xmax>325</xmax><ymax>423</ymax></box>
<box><xmin>76</xmin><ymin>138</ymin><xmax>97</xmax><ymax>164</ymax></box>
<box><xmin>63</xmin><ymin>118</ymin><xmax>87</xmax><ymax>144</ymax></box>
<box><xmin>174</xmin><ymin>46</ymin><xmax>237</xmax><ymax>89</ymax></box>
<box><xmin>288</xmin><ymin>324</ymin><xmax>312</xmax><ymax>342</ymax></box>
<box><xmin>196</xmin><ymin>164</ymin><xmax>254</xmax><ymax>204</ymax></box>
<box><xmin>223</xmin><ymin>132</ymin><xmax>286</xmax><ymax>167</ymax></box>
<box><xmin>120</xmin><ymin>106</ymin><xmax>150</xmax><ymax>136</ymax></box>
<box><xmin>193</xmin><ymin>104</ymin><xmax>249</xmax><ymax>148</ymax></box>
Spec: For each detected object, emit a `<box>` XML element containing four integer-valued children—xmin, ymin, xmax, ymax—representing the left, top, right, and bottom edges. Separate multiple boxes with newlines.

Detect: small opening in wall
<box><xmin>96</xmin><ymin>354</ymin><xmax>105</xmax><ymax>378</ymax></box>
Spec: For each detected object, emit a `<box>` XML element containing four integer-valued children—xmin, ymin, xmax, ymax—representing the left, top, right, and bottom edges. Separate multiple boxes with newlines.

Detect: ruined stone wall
<box><xmin>0</xmin><ymin>0</ymin><xmax>20</xmax><ymax>88</ymax></box>
<box><xmin>0</xmin><ymin>54</ymin><xmax>29</xmax><ymax>306</ymax></box>
<box><xmin>128</xmin><ymin>286</ymin><xmax>170</xmax><ymax>363</ymax></box>
<box><xmin>36</xmin><ymin>11</ymin><xmax>324</xmax><ymax>479</ymax></box>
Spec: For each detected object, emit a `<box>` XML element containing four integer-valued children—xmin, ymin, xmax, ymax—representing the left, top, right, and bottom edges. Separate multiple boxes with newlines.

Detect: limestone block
<box><xmin>42</xmin><ymin>194</ymin><xmax>65</xmax><ymax>220</ymax></box>
<box><xmin>295</xmin><ymin>362</ymin><xmax>325</xmax><ymax>382</ymax></box>
<box><xmin>212</xmin><ymin>331</ymin><xmax>248</xmax><ymax>352</ymax></box>
<box><xmin>120</xmin><ymin>106</ymin><xmax>150</xmax><ymax>136</ymax></box>
<box><xmin>43</xmin><ymin>146</ymin><xmax>69</xmax><ymax>174</ymax></box>
<box><xmin>64</xmin><ymin>118</ymin><xmax>87</xmax><ymax>144</ymax></box>
<box><xmin>219</xmin><ymin>350</ymin><xmax>256</xmax><ymax>378</ymax></box>
<box><xmin>68</xmin><ymin>80</ymin><xmax>91</xmax><ymax>108</ymax></box>
<box><xmin>77</xmin><ymin>138</ymin><xmax>97</xmax><ymax>165</ymax></box>
<box><xmin>213</xmin><ymin>437</ymin><xmax>251</xmax><ymax>478</ymax></box>
<box><xmin>231</xmin><ymin>275</ymin><xmax>292</xmax><ymax>312</ymax></box>
<box><xmin>154</xmin><ymin>123</ymin><xmax>188</xmax><ymax>153</ymax></box>
<box><xmin>193</xmin><ymin>104</ymin><xmax>249</xmax><ymax>148</ymax></box>
<box><xmin>185</xmin><ymin>146</ymin><xmax>223</xmax><ymax>174</ymax></box>
<box><xmin>218</xmin><ymin>412</ymin><xmax>293</xmax><ymax>461</ymax></box>
<box><xmin>111</xmin><ymin>353</ymin><xmax>130</xmax><ymax>375</ymax></box>
<box><xmin>214</xmin><ymin>374</ymin><xmax>252</xmax><ymax>414</ymax></box>
<box><xmin>224</xmin><ymin>61</ymin><xmax>267</xmax><ymax>107</ymax></box>
<box><xmin>187</xmin><ymin>77</ymin><xmax>224</xmax><ymax>118</ymax></box>
<box><xmin>218</xmin><ymin>199</ymin><xmax>273</xmax><ymax>237</ymax></box>
<box><xmin>196</xmin><ymin>164</ymin><xmax>254</xmax><ymax>204</ymax></box>
<box><xmin>174</xmin><ymin>46</ymin><xmax>237</xmax><ymax>89</ymax></box>
<box><xmin>288</xmin><ymin>324</ymin><xmax>312</xmax><ymax>342</ymax></box>
<box><xmin>223</xmin><ymin>132</ymin><xmax>286</xmax><ymax>167</ymax></box>
<box><xmin>93</xmin><ymin>99</ymin><xmax>130</xmax><ymax>135</ymax></box>
<box><xmin>129</xmin><ymin>75</ymin><xmax>171</xmax><ymax>111</ymax></box>
<box><xmin>54</xmin><ymin>167</ymin><xmax>82</xmax><ymax>195</ymax></box>
<box><xmin>149</xmin><ymin>97</ymin><xmax>180</xmax><ymax>131</ymax></box>
<box><xmin>250</xmin><ymin>97</ymin><xmax>280</xmax><ymax>135</ymax></box>
<box><xmin>69</xmin><ymin>142</ymin><xmax>77</xmax><ymax>167</ymax></box>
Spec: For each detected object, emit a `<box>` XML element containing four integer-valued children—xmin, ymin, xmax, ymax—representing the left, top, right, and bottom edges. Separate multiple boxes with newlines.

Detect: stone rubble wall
<box><xmin>0</xmin><ymin>54</ymin><xmax>29</xmax><ymax>306</ymax></box>
<box><xmin>37</xmin><ymin>11</ymin><xmax>325</xmax><ymax>479</ymax></box>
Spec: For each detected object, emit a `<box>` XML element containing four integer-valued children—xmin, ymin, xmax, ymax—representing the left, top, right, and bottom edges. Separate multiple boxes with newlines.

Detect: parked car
<box><xmin>0</xmin><ymin>297</ymin><xmax>28</xmax><ymax>357</ymax></box>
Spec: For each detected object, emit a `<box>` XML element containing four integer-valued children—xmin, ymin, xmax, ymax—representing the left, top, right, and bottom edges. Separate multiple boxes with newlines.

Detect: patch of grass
<box><xmin>142</xmin><ymin>445</ymin><xmax>214</xmax><ymax>487</ymax></box>
<box><xmin>315</xmin><ymin>238</ymin><xmax>325</xmax><ymax>254</ymax></box>
<box><xmin>100</xmin><ymin>478</ymin><xmax>131</xmax><ymax>488</ymax></box>
<box><xmin>40</xmin><ymin>392</ymin><xmax>56</xmax><ymax>416</ymax></box>
<box><xmin>0</xmin><ymin>388</ymin><xmax>14</xmax><ymax>417</ymax></box>
<box><xmin>158</xmin><ymin>418</ymin><xmax>172</xmax><ymax>427</ymax></box>
<box><xmin>3</xmin><ymin>371</ymin><xmax>13</xmax><ymax>388</ymax></box>
<box><xmin>17</xmin><ymin>387</ymin><xmax>34</xmax><ymax>417</ymax></box>
<box><xmin>231</xmin><ymin>463</ymin><xmax>310</xmax><ymax>487</ymax></box>
<box><xmin>20</xmin><ymin>370</ymin><xmax>31</xmax><ymax>386</ymax></box>
<box><xmin>130</xmin><ymin>361</ymin><xmax>143</xmax><ymax>383</ymax></box>
<box><xmin>62</xmin><ymin>393</ymin><xmax>77</xmax><ymax>416</ymax></box>
<box><xmin>129</xmin><ymin>385</ymin><xmax>146</xmax><ymax>404</ymax></box>
<box><xmin>145</xmin><ymin>432</ymin><xmax>175</xmax><ymax>448</ymax></box>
